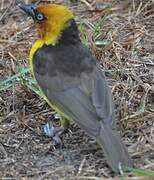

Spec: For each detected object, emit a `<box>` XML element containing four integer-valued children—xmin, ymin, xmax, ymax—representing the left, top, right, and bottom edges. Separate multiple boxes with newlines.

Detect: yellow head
<box><xmin>19</xmin><ymin>3</ymin><xmax>73</xmax><ymax>45</ymax></box>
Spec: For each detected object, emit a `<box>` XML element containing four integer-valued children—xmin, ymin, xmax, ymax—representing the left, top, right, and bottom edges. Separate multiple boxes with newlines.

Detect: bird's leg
<box><xmin>42</xmin><ymin>121</ymin><xmax>64</xmax><ymax>148</ymax></box>
<box><xmin>42</xmin><ymin>114</ymin><xmax>71</xmax><ymax>148</ymax></box>
<box><xmin>60</xmin><ymin>116</ymin><xmax>70</xmax><ymax>129</ymax></box>
<box><xmin>52</xmin><ymin>113</ymin><xmax>71</xmax><ymax>129</ymax></box>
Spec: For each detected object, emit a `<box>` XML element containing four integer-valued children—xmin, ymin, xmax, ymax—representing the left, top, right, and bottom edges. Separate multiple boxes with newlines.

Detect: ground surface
<box><xmin>0</xmin><ymin>0</ymin><xmax>154</xmax><ymax>179</ymax></box>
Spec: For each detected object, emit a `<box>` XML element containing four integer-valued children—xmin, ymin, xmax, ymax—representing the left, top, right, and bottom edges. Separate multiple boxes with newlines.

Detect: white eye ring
<box><xmin>37</xmin><ymin>13</ymin><xmax>44</xmax><ymax>21</ymax></box>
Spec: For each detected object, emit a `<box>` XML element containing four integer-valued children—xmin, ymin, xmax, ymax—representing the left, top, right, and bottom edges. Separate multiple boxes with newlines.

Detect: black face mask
<box><xmin>19</xmin><ymin>4</ymin><xmax>47</xmax><ymax>22</ymax></box>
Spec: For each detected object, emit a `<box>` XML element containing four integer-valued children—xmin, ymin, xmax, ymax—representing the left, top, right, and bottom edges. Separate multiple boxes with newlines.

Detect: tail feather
<box><xmin>96</xmin><ymin>122</ymin><xmax>133</xmax><ymax>173</ymax></box>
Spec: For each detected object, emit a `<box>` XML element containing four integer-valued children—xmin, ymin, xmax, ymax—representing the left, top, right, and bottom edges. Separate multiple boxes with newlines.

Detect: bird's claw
<box><xmin>43</xmin><ymin>122</ymin><xmax>64</xmax><ymax>148</ymax></box>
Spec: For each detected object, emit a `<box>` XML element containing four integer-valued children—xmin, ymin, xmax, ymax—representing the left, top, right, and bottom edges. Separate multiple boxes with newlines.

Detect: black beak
<box><xmin>19</xmin><ymin>4</ymin><xmax>36</xmax><ymax>20</ymax></box>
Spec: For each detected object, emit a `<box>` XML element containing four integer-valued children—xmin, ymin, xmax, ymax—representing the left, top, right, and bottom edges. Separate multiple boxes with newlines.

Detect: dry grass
<box><xmin>0</xmin><ymin>0</ymin><xmax>154</xmax><ymax>179</ymax></box>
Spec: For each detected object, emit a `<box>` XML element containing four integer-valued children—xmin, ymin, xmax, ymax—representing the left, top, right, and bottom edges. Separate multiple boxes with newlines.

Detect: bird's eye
<box><xmin>36</xmin><ymin>13</ymin><xmax>44</xmax><ymax>21</ymax></box>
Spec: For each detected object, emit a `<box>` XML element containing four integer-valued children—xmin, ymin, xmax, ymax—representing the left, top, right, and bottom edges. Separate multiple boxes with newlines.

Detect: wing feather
<box><xmin>33</xmin><ymin>44</ymin><xmax>115</xmax><ymax>133</ymax></box>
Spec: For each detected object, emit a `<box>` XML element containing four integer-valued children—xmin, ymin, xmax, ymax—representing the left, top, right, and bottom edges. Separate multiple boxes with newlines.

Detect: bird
<box><xmin>19</xmin><ymin>3</ymin><xmax>133</xmax><ymax>173</ymax></box>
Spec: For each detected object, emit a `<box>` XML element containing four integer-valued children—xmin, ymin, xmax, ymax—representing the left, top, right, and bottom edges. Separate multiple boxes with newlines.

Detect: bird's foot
<box><xmin>42</xmin><ymin>122</ymin><xmax>65</xmax><ymax>149</ymax></box>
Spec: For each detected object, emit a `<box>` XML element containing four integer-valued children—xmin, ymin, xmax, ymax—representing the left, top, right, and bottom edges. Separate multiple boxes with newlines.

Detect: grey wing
<box><xmin>35</xmin><ymin>64</ymin><xmax>115</xmax><ymax>137</ymax></box>
<box><xmin>35</xmin><ymin>68</ymin><xmax>101</xmax><ymax>137</ymax></box>
<box><xmin>92</xmin><ymin>65</ymin><xmax>115</xmax><ymax>128</ymax></box>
